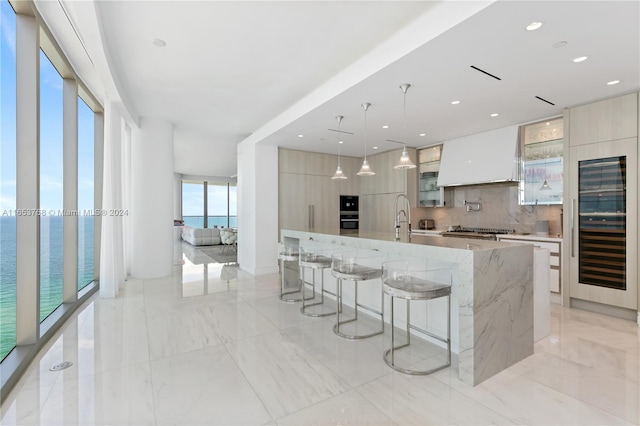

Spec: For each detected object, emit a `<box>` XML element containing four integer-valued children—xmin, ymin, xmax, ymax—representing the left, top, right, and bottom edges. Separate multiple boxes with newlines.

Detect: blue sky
<box><xmin>182</xmin><ymin>183</ymin><xmax>237</xmax><ymax>217</ymax></box>
<box><xmin>1</xmin><ymin>0</ymin><xmax>94</xmax><ymax>214</ymax></box>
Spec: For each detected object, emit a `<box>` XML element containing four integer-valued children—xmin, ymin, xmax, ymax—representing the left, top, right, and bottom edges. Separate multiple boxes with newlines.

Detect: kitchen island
<box><xmin>281</xmin><ymin>228</ymin><xmax>534</xmax><ymax>386</ymax></box>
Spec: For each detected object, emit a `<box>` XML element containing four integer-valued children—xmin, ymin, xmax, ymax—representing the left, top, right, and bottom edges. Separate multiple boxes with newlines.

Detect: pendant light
<box><xmin>539</xmin><ymin>158</ymin><xmax>552</xmax><ymax>190</ymax></box>
<box><xmin>394</xmin><ymin>83</ymin><xmax>417</xmax><ymax>170</ymax></box>
<box><xmin>331</xmin><ymin>115</ymin><xmax>347</xmax><ymax>180</ymax></box>
<box><xmin>357</xmin><ymin>102</ymin><xmax>375</xmax><ymax>176</ymax></box>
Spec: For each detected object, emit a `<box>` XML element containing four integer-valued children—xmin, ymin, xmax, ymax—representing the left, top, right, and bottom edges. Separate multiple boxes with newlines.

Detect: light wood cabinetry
<box><xmin>569</xmin><ymin>93</ymin><xmax>638</xmax><ymax>147</ymax></box>
<box><xmin>278</xmin><ymin>149</ymin><xmax>342</xmax><ymax>234</ymax></box>
<box><xmin>565</xmin><ymin>92</ymin><xmax>638</xmax><ymax>313</ymax></box>
<box><xmin>357</xmin><ymin>148</ymin><xmax>417</xmax><ymax>232</ymax></box>
<box><xmin>497</xmin><ymin>235</ymin><xmax>562</xmax><ymax>295</ymax></box>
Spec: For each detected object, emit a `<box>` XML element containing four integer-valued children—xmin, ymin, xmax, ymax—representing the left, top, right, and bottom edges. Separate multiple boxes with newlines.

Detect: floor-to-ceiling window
<box><xmin>39</xmin><ymin>50</ymin><xmax>64</xmax><ymax>321</ymax></box>
<box><xmin>183</xmin><ymin>181</ymin><xmax>236</xmax><ymax>229</ymax></box>
<box><xmin>77</xmin><ymin>97</ymin><xmax>94</xmax><ymax>290</ymax></box>
<box><xmin>229</xmin><ymin>184</ymin><xmax>237</xmax><ymax>228</ymax></box>
<box><xmin>182</xmin><ymin>182</ymin><xmax>205</xmax><ymax>227</ymax></box>
<box><xmin>0</xmin><ymin>0</ymin><xmax>17</xmax><ymax>360</ymax></box>
<box><xmin>207</xmin><ymin>183</ymin><xmax>228</xmax><ymax>228</ymax></box>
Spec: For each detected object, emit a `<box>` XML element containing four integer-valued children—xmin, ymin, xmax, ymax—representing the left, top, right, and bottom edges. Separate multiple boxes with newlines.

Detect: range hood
<box><xmin>437</xmin><ymin>125</ymin><xmax>520</xmax><ymax>187</ymax></box>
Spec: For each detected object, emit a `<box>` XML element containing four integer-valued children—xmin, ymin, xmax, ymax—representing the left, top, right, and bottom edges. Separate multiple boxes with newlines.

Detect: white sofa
<box><xmin>181</xmin><ymin>226</ymin><xmax>221</xmax><ymax>246</ymax></box>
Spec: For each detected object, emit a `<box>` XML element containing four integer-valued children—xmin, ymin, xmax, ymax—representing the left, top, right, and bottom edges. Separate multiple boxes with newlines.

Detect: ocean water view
<box><xmin>0</xmin><ymin>216</ymin><xmax>94</xmax><ymax>360</ymax></box>
<box><xmin>183</xmin><ymin>215</ymin><xmax>237</xmax><ymax>229</ymax></box>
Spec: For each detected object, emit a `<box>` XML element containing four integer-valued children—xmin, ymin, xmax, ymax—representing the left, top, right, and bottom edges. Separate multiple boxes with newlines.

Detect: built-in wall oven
<box><xmin>340</xmin><ymin>195</ymin><xmax>359</xmax><ymax>235</ymax></box>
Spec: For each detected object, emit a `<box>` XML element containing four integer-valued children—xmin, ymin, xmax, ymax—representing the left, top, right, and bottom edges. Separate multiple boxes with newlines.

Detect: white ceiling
<box><xmin>89</xmin><ymin>1</ymin><xmax>639</xmax><ymax>177</ymax></box>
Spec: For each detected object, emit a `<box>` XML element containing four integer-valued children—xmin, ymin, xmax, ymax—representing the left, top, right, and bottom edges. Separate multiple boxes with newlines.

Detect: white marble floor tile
<box><xmin>150</xmin><ymin>345</ymin><xmax>272</xmax><ymax>425</ymax></box>
<box><xmin>276</xmin><ymin>389</ymin><xmax>394</xmax><ymax>425</ymax></box>
<box><xmin>282</xmin><ymin>317</ymin><xmax>392</xmax><ymax>388</ymax></box>
<box><xmin>6</xmin><ymin>242</ymin><xmax>640</xmax><ymax>426</ymax></box>
<box><xmin>510</xmin><ymin>351</ymin><xmax>640</xmax><ymax>423</ymax></box>
<box><xmin>226</xmin><ymin>331</ymin><xmax>348</xmax><ymax>419</ymax></box>
<box><xmin>37</xmin><ymin>362</ymin><xmax>156</xmax><ymax>425</ymax></box>
<box><xmin>356</xmin><ymin>372</ymin><xmax>515</xmax><ymax>425</ymax></box>
<box><xmin>432</xmin><ymin>367</ymin><xmax>631</xmax><ymax>425</ymax></box>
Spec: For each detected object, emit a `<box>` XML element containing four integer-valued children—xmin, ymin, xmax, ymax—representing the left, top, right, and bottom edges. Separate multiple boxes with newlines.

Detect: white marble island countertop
<box><xmin>281</xmin><ymin>228</ymin><xmax>534</xmax><ymax>386</ymax></box>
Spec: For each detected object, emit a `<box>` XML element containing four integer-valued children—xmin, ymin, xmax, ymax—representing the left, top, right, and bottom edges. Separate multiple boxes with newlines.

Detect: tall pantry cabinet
<box><xmin>278</xmin><ymin>148</ymin><xmax>360</xmax><ymax>235</ymax></box>
<box><xmin>565</xmin><ymin>92</ymin><xmax>639</xmax><ymax>319</ymax></box>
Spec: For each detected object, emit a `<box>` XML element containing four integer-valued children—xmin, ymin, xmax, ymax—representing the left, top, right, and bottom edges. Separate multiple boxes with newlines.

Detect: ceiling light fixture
<box><xmin>607</xmin><ymin>80</ymin><xmax>621</xmax><ymax>85</ymax></box>
<box><xmin>382</xmin><ymin>125</ymin><xmax>389</xmax><ymax>129</ymax></box>
<box><xmin>357</xmin><ymin>103</ymin><xmax>375</xmax><ymax>176</ymax></box>
<box><xmin>297</xmin><ymin>134</ymin><xmax>304</xmax><ymax>138</ymax></box>
<box><xmin>573</xmin><ymin>56</ymin><xmax>588</xmax><ymax>63</ymax></box>
<box><xmin>451</xmin><ymin>100</ymin><xmax>460</xmax><ymax>105</ymax></box>
<box><xmin>540</xmin><ymin>159</ymin><xmax>552</xmax><ymax>191</ymax></box>
<box><xmin>491</xmin><ymin>113</ymin><xmax>499</xmax><ymax>117</ymax></box>
<box><xmin>419</xmin><ymin>133</ymin><xmax>426</xmax><ymax>137</ymax></box>
<box><xmin>526</xmin><ymin>22</ymin><xmax>543</xmax><ymax>31</ymax></box>
<box><xmin>373</xmin><ymin>146</ymin><xmax>379</xmax><ymax>150</ymax></box>
<box><xmin>331</xmin><ymin>115</ymin><xmax>347</xmax><ymax>180</ymax></box>
<box><xmin>394</xmin><ymin>84</ymin><xmax>417</xmax><ymax>170</ymax></box>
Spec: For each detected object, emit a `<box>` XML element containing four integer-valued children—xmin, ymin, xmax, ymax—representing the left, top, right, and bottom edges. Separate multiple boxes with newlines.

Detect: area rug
<box><xmin>197</xmin><ymin>245</ymin><xmax>237</xmax><ymax>264</ymax></box>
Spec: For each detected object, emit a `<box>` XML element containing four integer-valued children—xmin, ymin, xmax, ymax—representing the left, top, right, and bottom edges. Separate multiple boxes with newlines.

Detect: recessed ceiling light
<box><xmin>546</xmin><ymin>122</ymin><xmax>550</xmax><ymax>125</ymax></box>
<box><xmin>419</xmin><ymin>133</ymin><xmax>426</xmax><ymax>137</ymax></box>
<box><xmin>372</xmin><ymin>146</ymin><xmax>379</xmax><ymax>150</ymax></box>
<box><xmin>382</xmin><ymin>125</ymin><xmax>389</xmax><ymax>129</ymax></box>
<box><xmin>152</xmin><ymin>39</ymin><xmax>166</xmax><ymax>47</ymax></box>
<box><xmin>451</xmin><ymin>100</ymin><xmax>460</xmax><ymax>105</ymax></box>
<box><xmin>573</xmin><ymin>56</ymin><xmax>588</xmax><ymax>63</ymax></box>
<box><xmin>607</xmin><ymin>80</ymin><xmax>621</xmax><ymax>85</ymax></box>
<box><xmin>339</xmin><ymin>140</ymin><xmax>344</xmax><ymax>144</ymax></box>
<box><xmin>490</xmin><ymin>113</ymin><xmax>499</xmax><ymax>117</ymax></box>
<box><xmin>526</xmin><ymin>22</ymin><xmax>543</xmax><ymax>31</ymax></box>
<box><xmin>297</xmin><ymin>134</ymin><xmax>303</xmax><ymax>138</ymax></box>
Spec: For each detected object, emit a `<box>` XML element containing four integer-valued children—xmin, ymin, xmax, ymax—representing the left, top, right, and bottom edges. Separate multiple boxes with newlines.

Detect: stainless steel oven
<box><xmin>340</xmin><ymin>213</ymin><xmax>359</xmax><ymax>234</ymax></box>
<box><xmin>339</xmin><ymin>196</ymin><xmax>359</xmax><ymax>235</ymax></box>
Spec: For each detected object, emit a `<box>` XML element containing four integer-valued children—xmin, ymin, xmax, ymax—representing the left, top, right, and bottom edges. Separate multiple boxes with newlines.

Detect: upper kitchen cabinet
<box><xmin>520</xmin><ymin>117</ymin><xmax>564</xmax><ymax>205</ymax></box>
<box><xmin>359</xmin><ymin>148</ymin><xmax>417</xmax><ymax>202</ymax></box>
<box><xmin>417</xmin><ymin>144</ymin><xmax>451</xmax><ymax>207</ymax></box>
<box><xmin>569</xmin><ymin>93</ymin><xmax>638</xmax><ymax>147</ymax></box>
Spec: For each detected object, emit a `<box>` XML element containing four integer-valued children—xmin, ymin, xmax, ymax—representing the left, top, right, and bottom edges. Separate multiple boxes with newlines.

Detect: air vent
<box><xmin>535</xmin><ymin>96</ymin><xmax>555</xmax><ymax>106</ymax></box>
<box><xmin>470</xmin><ymin>65</ymin><xmax>502</xmax><ymax>81</ymax></box>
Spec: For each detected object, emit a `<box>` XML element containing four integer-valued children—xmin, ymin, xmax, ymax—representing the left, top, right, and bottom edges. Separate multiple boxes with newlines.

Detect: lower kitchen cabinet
<box><xmin>497</xmin><ymin>235</ymin><xmax>563</xmax><ymax>300</ymax></box>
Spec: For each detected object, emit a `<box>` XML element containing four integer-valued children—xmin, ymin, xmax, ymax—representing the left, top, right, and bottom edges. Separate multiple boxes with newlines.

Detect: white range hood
<box><xmin>437</xmin><ymin>125</ymin><xmax>520</xmax><ymax>187</ymax></box>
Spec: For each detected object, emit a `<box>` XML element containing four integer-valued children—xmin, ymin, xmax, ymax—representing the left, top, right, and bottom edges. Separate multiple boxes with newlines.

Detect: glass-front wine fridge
<box><xmin>570</xmin><ymin>139</ymin><xmax>637</xmax><ymax>311</ymax></box>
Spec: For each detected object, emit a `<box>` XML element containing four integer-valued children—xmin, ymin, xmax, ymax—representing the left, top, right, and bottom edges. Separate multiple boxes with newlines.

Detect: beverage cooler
<box><xmin>569</xmin><ymin>139</ymin><xmax>637</xmax><ymax>310</ymax></box>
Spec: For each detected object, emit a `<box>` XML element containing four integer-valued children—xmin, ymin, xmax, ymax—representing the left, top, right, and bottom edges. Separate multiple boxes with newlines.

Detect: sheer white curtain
<box><xmin>99</xmin><ymin>101</ymin><xmax>128</xmax><ymax>298</ymax></box>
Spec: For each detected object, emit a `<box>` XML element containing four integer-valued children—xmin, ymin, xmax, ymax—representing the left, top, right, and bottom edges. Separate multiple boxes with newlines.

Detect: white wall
<box><xmin>130</xmin><ymin>118</ymin><xmax>174</xmax><ymax>278</ymax></box>
<box><xmin>237</xmin><ymin>141</ymin><xmax>279</xmax><ymax>275</ymax></box>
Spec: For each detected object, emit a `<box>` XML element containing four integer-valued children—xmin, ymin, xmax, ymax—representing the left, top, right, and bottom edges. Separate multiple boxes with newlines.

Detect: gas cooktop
<box><xmin>441</xmin><ymin>227</ymin><xmax>515</xmax><ymax>240</ymax></box>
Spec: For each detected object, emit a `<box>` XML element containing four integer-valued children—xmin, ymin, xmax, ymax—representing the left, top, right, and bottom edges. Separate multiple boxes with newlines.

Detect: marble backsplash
<box><xmin>414</xmin><ymin>183</ymin><xmax>563</xmax><ymax>236</ymax></box>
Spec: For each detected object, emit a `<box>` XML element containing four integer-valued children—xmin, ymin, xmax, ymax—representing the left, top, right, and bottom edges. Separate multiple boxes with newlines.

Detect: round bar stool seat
<box><xmin>299</xmin><ymin>246</ymin><xmax>336</xmax><ymax>317</ymax></box>
<box><xmin>382</xmin><ymin>260</ymin><xmax>452</xmax><ymax>375</ymax></box>
<box><xmin>279</xmin><ymin>243</ymin><xmax>303</xmax><ymax>303</ymax></box>
<box><xmin>331</xmin><ymin>251</ymin><xmax>385</xmax><ymax>339</ymax></box>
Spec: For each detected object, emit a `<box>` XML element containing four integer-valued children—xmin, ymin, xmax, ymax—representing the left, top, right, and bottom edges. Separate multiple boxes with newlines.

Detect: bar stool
<box><xmin>382</xmin><ymin>259</ymin><xmax>452</xmax><ymax>375</ymax></box>
<box><xmin>278</xmin><ymin>242</ymin><xmax>303</xmax><ymax>303</ymax></box>
<box><xmin>331</xmin><ymin>251</ymin><xmax>385</xmax><ymax>339</ymax></box>
<box><xmin>299</xmin><ymin>245</ymin><xmax>337</xmax><ymax>317</ymax></box>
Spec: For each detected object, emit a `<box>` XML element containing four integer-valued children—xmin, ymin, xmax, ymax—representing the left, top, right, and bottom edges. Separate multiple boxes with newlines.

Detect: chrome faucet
<box><xmin>394</xmin><ymin>194</ymin><xmax>412</xmax><ymax>241</ymax></box>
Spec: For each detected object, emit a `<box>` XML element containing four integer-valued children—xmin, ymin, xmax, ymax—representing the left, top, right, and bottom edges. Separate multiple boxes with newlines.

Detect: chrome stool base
<box><xmin>333</xmin><ymin>277</ymin><xmax>384</xmax><ymax>340</ymax></box>
<box><xmin>279</xmin><ymin>252</ymin><xmax>305</xmax><ymax>303</ymax></box>
<box><xmin>300</xmin><ymin>257</ymin><xmax>336</xmax><ymax>317</ymax></box>
<box><xmin>382</xmin><ymin>272</ymin><xmax>452</xmax><ymax>376</ymax></box>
